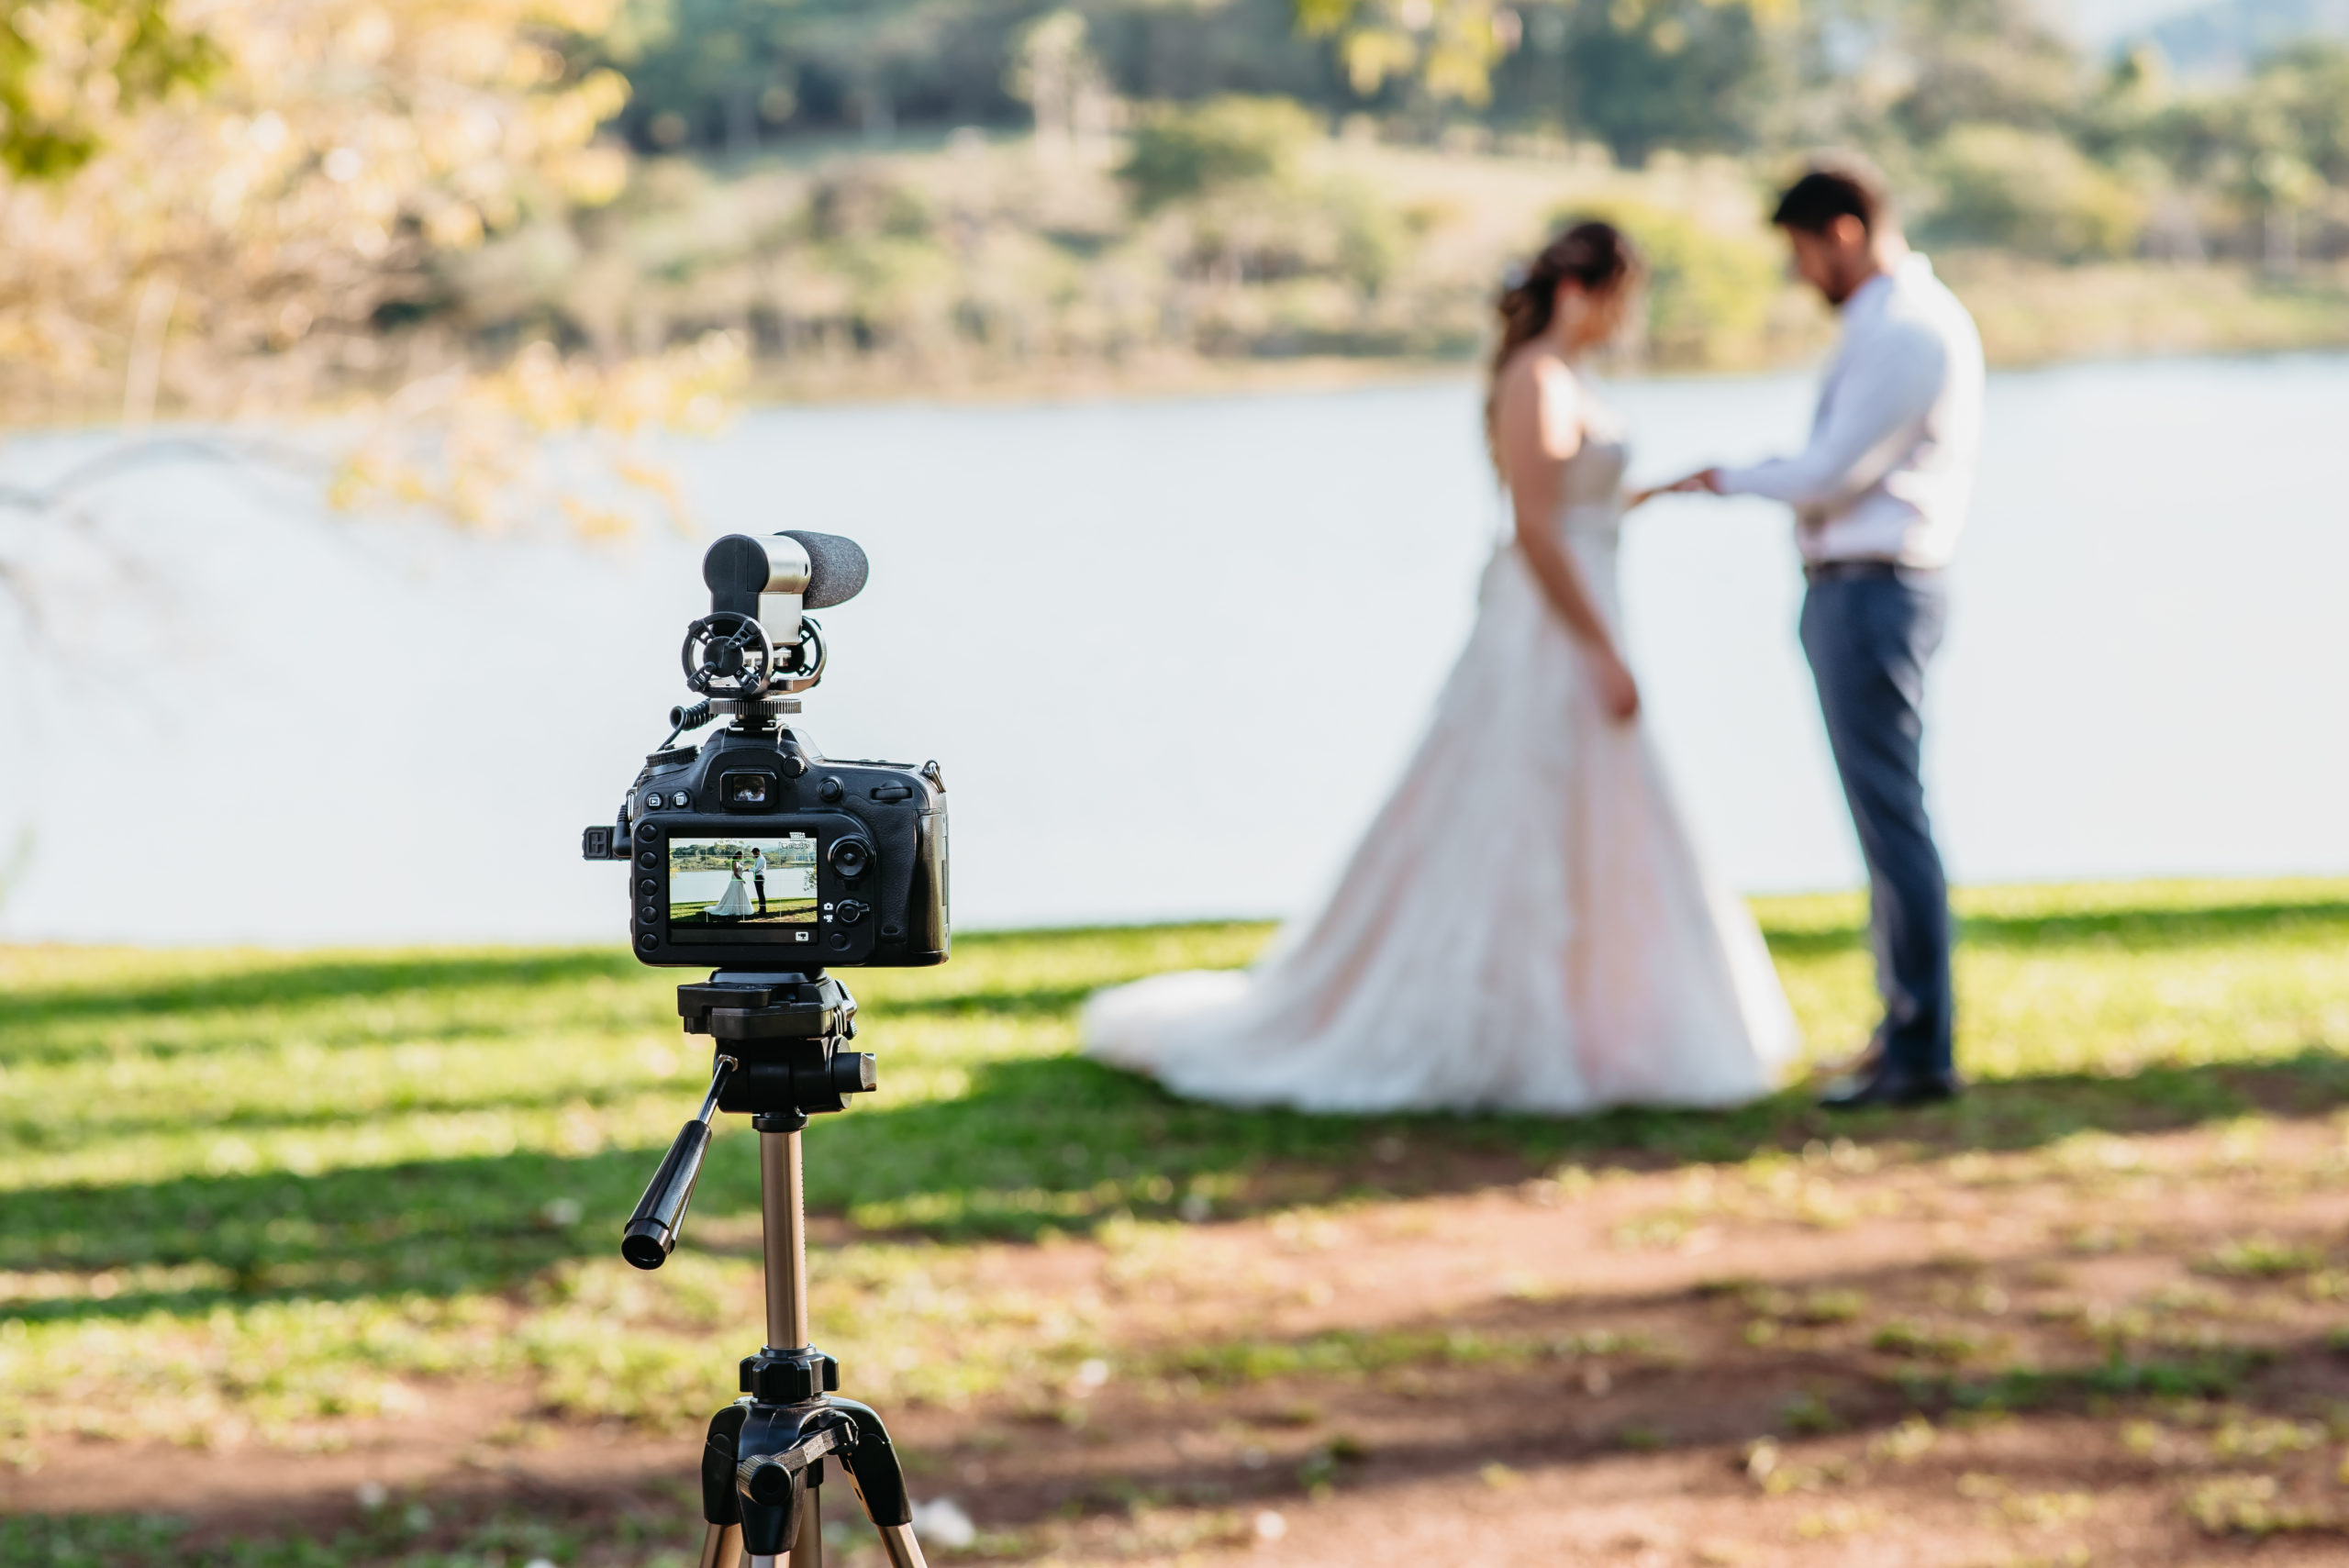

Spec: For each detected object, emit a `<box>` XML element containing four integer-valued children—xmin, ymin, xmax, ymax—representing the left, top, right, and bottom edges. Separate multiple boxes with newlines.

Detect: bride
<box><xmin>1084</xmin><ymin>221</ymin><xmax>1798</xmax><ymax>1114</ymax></box>
<box><xmin>709</xmin><ymin>851</ymin><xmax>759</xmax><ymax>918</ymax></box>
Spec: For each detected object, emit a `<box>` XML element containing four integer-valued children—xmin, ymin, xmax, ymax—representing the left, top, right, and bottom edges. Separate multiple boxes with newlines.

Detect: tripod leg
<box><xmin>697</xmin><ymin>1522</ymin><xmax>744</xmax><ymax>1568</ymax></box>
<box><xmin>792</xmin><ymin>1477</ymin><xmax>824</xmax><ymax>1568</ymax></box>
<box><xmin>824</xmin><ymin>1397</ymin><xmax>929</xmax><ymax>1568</ymax></box>
<box><xmin>700</xmin><ymin>1404</ymin><xmax>753</xmax><ymax>1568</ymax></box>
<box><xmin>873</xmin><ymin>1522</ymin><xmax>930</xmax><ymax>1568</ymax></box>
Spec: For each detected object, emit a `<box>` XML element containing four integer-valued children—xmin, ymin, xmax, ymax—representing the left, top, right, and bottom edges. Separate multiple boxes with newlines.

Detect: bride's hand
<box><xmin>1593</xmin><ymin>645</ymin><xmax>1641</xmax><ymax>722</ymax></box>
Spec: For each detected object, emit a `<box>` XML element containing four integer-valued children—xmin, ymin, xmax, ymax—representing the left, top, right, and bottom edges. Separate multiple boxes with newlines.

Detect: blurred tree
<box><xmin>1295</xmin><ymin>0</ymin><xmax>1519</xmax><ymax>106</ymax></box>
<box><xmin>0</xmin><ymin>0</ymin><xmax>638</xmax><ymax>423</ymax></box>
<box><xmin>1918</xmin><ymin>123</ymin><xmax>2146</xmax><ymax>260</ymax></box>
<box><xmin>1553</xmin><ymin>0</ymin><xmax>1776</xmax><ymax>162</ymax></box>
<box><xmin>1119</xmin><ymin>94</ymin><xmax>1318</xmax><ymax>211</ymax></box>
<box><xmin>1568</xmin><ymin>197</ymin><xmax>1780</xmax><ymax>360</ymax></box>
<box><xmin>0</xmin><ymin>1</ymin><xmax>220</xmax><ymax>179</ymax></box>
<box><xmin>596</xmin><ymin>0</ymin><xmax>1342</xmax><ymax>150</ymax></box>
<box><xmin>1296</xmin><ymin>0</ymin><xmax>1789</xmax><ymax>157</ymax></box>
<box><xmin>1878</xmin><ymin>0</ymin><xmax>2080</xmax><ymax>145</ymax></box>
<box><xmin>0</xmin><ymin>0</ymin><xmax>759</xmax><ymax>548</ymax></box>
<box><xmin>2251</xmin><ymin>42</ymin><xmax>2349</xmax><ymax>184</ymax></box>
<box><xmin>595</xmin><ymin>0</ymin><xmax>966</xmax><ymax>150</ymax></box>
<box><xmin>1006</xmin><ymin>8</ymin><xmax>1116</xmax><ymax>161</ymax></box>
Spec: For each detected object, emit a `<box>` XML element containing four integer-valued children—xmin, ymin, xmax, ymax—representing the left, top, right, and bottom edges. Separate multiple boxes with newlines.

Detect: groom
<box><xmin>1668</xmin><ymin>159</ymin><xmax>1985</xmax><ymax>1109</ymax></box>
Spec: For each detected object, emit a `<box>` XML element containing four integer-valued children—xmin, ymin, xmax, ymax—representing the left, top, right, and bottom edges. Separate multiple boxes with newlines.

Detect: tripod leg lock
<box><xmin>727</xmin><ymin>1392</ymin><xmax>918</xmax><ymax>1555</ymax></box>
<box><xmin>700</xmin><ymin>1401</ymin><xmax>753</xmax><ymax>1526</ymax></box>
<box><xmin>734</xmin><ymin>1406</ymin><xmax>854</xmax><ymax>1556</ymax></box>
<box><xmin>823</xmin><ymin>1396</ymin><xmax>916</xmax><ymax>1529</ymax></box>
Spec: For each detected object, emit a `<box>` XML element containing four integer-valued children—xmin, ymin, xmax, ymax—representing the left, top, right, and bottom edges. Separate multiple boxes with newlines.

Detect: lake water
<box><xmin>4</xmin><ymin>352</ymin><xmax>2345</xmax><ymax>945</ymax></box>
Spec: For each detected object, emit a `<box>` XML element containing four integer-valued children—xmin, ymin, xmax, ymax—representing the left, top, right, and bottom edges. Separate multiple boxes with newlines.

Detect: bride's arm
<box><xmin>1496</xmin><ymin>356</ymin><xmax>1641</xmax><ymax>720</ymax></box>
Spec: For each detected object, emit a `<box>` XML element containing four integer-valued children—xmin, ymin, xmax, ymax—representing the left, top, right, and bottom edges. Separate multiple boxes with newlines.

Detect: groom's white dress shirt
<box><xmin>1715</xmin><ymin>253</ymin><xmax>1984</xmax><ymax>571</ymax></box>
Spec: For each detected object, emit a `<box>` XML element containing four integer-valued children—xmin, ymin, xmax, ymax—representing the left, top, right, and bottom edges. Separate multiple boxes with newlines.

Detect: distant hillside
<box><xmin>2136</xmin><ymin>0</ymin><xmax>2349</xmax><ymax>73</ymax></box>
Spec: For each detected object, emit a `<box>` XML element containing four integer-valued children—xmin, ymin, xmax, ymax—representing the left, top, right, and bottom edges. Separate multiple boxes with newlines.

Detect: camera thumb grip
<box><xmin>622</xmin><ymin>1118</ymin><xmax>715</xmax><ymax>1270</ymax></box>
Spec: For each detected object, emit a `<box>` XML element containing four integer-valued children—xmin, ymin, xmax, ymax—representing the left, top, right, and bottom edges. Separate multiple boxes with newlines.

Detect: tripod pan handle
<box><xmin>623</xmin><ymin>1117</ymin><xmax>715</xmax><ymax>1270</ymax></box>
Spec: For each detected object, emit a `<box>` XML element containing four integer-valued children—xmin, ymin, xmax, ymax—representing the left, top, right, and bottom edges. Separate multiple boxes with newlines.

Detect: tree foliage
<box><xmin>0</xmin><ymin>1</ymin><xmax>220</xmax><ymax>179</ymax></box>
<box><xmin>1119</xmin><ymin>95</ymin><xmax>1319</xmax><ymax>213</ymax></box>
<box><xmin>0</xmin><ymin>0</ymin><xmax>635</xmax><ymax>423</ymax></box>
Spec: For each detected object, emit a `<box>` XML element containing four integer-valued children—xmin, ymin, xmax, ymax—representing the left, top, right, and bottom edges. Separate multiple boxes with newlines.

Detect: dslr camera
<box><xmin>583</xmin><ymin>530</ymin><xmax>948</xmax><ymax>971</ymax></box>
<box><xmin>584</xmin><ymin>533</ymin><xmax>949</xmax><ymax>1568</ymax></box>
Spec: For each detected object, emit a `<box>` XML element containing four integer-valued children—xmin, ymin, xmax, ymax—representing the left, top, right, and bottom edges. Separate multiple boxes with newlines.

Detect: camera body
<box><xmin>584</xmin><ymin>530</ymin><xmax>949</xmax><ymax>970</ymax></box>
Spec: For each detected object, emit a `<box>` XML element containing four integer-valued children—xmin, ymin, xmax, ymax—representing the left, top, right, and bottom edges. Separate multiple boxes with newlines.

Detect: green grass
<box><xmin>3</xmin><ymin>877</ymin><xmax>2347</xmax><ymax>1532</ymax></box>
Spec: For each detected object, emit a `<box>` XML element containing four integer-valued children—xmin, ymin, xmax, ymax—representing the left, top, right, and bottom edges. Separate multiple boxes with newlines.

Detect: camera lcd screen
<box><xmin>668</xmin><ymin>834</ymin><xmax>818</xmax><ymax>943</ymax></box>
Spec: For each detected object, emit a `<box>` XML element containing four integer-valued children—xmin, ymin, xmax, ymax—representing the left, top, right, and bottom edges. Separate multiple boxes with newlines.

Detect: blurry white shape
<box><xmin>1254</xmin><ymin>1509</ymin><xmax>1288</xmax><ymax>1540</ymax></box>
<box><xmin>910</xmin><ymin>1496</ymin><xmax>977</xmax><ymax>1549</ymax></box>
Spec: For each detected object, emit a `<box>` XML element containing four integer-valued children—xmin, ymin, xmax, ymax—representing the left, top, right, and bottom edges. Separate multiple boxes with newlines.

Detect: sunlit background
<box><xmin>7</xmin><ymin>6</ymin><xmax>2349</xmax><ymax>1564</ymax></box>
<box><xmin>3</xmin><ymin>0</ymin><xmax>2348</xmax><ymax>940</ymax></box>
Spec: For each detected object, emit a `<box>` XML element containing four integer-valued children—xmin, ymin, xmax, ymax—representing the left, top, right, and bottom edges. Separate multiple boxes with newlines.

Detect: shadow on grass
<box><xmin>9</xmin><ymin>1041</ymin><xmax>2349</xmax><ymax>1326</ymax></box>
<box><xmin>0</xmin><ymin>949</ymin><xmax>642</xmax><ymax>1030</ymax></box>
<box><xmin>7</xmin><ymin>890</ymin><xmax>2345</xmax><ymax>1323</ymax></box>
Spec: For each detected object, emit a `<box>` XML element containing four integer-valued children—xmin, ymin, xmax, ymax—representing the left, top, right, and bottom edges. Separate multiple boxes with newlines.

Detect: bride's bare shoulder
<box><xmin>1496</xmin><ymin>344</ymin><xmax>1582</xmax><ymax>409</ymax></box>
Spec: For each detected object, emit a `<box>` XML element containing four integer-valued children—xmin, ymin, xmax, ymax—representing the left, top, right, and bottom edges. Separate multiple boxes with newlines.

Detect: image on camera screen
<box><xmin>668</xmin><ymin>835</ymin><xmax>818</xmax><ymax>940</ymax></box>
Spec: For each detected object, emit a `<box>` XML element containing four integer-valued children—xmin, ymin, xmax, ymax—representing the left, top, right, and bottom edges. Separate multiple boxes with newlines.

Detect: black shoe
<box><xmin>1818</xmin><ymin>1063</ymin><xmax>1962</xmax><ymax>1110</ymax></box>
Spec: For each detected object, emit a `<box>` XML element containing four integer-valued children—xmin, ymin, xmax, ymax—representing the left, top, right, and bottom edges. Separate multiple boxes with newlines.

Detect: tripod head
<box><xmin>622</xmin><ymin>971</ymin><xmax>873</xmax><ymax>1271</ymax></box>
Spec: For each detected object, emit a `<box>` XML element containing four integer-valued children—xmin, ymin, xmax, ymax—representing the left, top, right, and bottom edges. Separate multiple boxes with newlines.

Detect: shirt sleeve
<box><xmin>1714</xmin><ymin>324</ymin><xmax>1946</xmax><ymax>509</ymax></box>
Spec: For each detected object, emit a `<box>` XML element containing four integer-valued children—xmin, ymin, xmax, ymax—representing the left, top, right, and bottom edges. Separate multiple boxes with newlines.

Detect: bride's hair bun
<box><xmin>1486</xmin><ymin>219</ymin><xmax>1643</xmax><ymax>460</ymax></box>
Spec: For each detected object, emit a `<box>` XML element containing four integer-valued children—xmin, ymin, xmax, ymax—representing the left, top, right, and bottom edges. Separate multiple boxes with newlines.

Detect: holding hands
<box><xmin>1625</xmin><ymin>468</ymin><xmax>1724</xmax><ymax>510</ymax></box>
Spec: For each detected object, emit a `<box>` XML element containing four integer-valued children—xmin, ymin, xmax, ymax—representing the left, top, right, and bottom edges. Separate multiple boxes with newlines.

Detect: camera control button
<box><xmin>637</xmin><ymin>877</ymin><xmax>657</xmax><ymax>896</ymax></box>
<box><xmin>827</xmin><ymin>930</ymin><xmax>850</xmax><ymax>951</ymax></box>
<box><xmin>638</xmin><ymin>849</ymin><xmax>659</xmax><ymax>869</ymax></box>
<box><xmin>636</xmin><ymin>822</ymin><xmax>659</xmax><ymax>843</ymax></box>
<box><xmin>780</xmin><ymin>754</ymin><xmax>808</xmax><ymax>779</ymax></box>
<box><xmin>836</xmin><ymin>898</ymin><xmax>869</xmax><ymax>927</ymax></box>
<box><xmin>818</xmin><ymin>776</ymin><xmax>843</xmax><ymax>803</ymax></box>
<box><xmin>869</xmin><ymin>784</ymin><xmax>913</xmax><ymax>802</ymax></box>
<box><xmin>637</xmin><ymin>933</ymin><xmax>658</xmax><ymax>952</ymax></box>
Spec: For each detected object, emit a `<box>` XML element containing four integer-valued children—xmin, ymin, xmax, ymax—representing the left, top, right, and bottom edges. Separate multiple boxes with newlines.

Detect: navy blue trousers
<box><xmin>1798</xmin><ymin>571</ymin><xmax>1954</xmax><ymax>1076</ymax></box>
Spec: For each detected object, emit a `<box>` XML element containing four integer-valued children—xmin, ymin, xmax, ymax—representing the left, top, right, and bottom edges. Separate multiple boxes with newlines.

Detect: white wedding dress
<box><xmin>711</xmin><ymin>869</ymin><xmax>758</xmax><ymax>918</ymax></box>
<box><xmin>1083</xmin><ymin>400</ymin><xmax>1798</xmax><ymax>1113</ymax></box>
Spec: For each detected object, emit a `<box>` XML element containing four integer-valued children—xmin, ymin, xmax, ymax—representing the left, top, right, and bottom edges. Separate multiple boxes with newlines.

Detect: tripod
<box><xmin>624</xmin><ymin>972</ymin><xmax>930</xmax><ymax>1568</ymax></box>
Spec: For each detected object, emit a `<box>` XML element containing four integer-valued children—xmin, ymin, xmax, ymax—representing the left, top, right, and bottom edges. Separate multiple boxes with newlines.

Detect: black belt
<box><xmin>1805</xmin><ymin>559</ymin><xmax>1932</xmax><ymax>584</ymax></box>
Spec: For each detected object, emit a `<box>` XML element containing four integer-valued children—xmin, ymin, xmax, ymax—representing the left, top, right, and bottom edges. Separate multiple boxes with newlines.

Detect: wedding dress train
<box><xmin>710</xmin><ymin>869</ymin><xmax>758</xmax><ymax>918</ymax></box>
<box><xmin>1083</xmin><ymin>408</ymin><xmax>1798</xmax><ymax>1113</ymax></box>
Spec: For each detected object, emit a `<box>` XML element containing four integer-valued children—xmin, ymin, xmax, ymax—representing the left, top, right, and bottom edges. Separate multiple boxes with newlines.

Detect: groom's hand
<box><xmin>1664</xmin><ymin>468</ymin><xmax>1724</xmax><ymax>495</ymax></box>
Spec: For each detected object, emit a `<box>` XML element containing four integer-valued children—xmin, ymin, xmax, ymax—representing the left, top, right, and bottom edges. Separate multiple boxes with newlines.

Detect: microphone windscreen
<box><xmin>783</xmin><ymin>530</ymin><xmax>869</xmax><ymax>608</ymax></box>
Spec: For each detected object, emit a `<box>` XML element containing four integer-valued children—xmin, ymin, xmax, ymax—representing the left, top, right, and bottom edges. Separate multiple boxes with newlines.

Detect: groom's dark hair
<box><xmin>1771</xmin><ymin>159</ymin><xmax>1888</xmax><ymax>236</ymax></box>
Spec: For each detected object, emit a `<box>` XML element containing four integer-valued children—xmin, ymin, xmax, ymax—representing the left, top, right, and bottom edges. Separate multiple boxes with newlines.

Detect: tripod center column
<box><xmin>758</xmin><ymin>1125</ymin><xmax>813</xmax><ymax>1351</ymax></box>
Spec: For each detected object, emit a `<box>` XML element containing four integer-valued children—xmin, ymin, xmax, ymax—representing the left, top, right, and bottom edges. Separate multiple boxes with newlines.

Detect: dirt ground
<box><xmin>11</xmin><ymin>1118</ymin><xmax>2349</xmax><ymax>1565</ymax></box>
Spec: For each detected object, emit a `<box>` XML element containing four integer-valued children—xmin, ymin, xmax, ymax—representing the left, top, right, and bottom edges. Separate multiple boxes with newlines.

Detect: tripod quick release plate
<box><xmin>679</xmin><ymin>972</ymin><xmax>874</xmax><ymax>1119</ymax></box>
